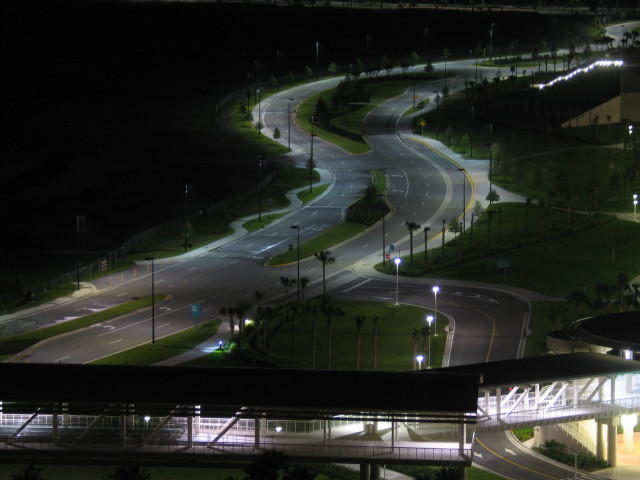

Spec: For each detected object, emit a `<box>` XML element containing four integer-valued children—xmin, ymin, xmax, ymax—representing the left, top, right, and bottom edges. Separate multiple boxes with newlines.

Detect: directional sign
<box><xmin>389</xmin><ymin>244</ymin><xmax>394</xmax><ymax>251</ymax></box>
<box><xmin>191</xmin><ymin>303</ymin><xmax>201</xmax><ymax>317</ymax></box>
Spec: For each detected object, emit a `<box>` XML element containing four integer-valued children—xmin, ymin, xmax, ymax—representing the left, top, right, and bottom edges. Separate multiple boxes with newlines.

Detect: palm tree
<box><xmin>299</xmin><ymin>277</ymin><xmax>309</xmax><ymax>305</ymax></box>
<box><xmin>308</xmin><ymin>301</ymin><xmax>320</xmax><ymax>368</ymax></box>
<box><xmin>404</xmin><ymin>221</ymin><xmax>421</xmax><ymax>265</ymax></box>
<box><xmin>423</xmin><ymin>227</ymin><xmax>431</xmax><ymax>266</ymax></box>
<box><xmin>411</xmin><ymin>327</ymin><xmax>420</xmax><ymax>370</ymax></box>
<box><xmin>219</xmin><ymin>306</ymin><xmax>236</xmax><ymax>337</ymax></box>
<box><xmin>289</xmin><ymin>302</ymin><xmax>301</xmax><ymax>362</ymax></box>
<box><xmin>234</xmin><ymin>302</ymin><xmax>252</xmax><ymax>355</ymax></box>
<box><xmin>618</xmin><ymin>273</ymin><xmax>629</xmax><ymax>311</ymax></box>
<box><xmin>420</xmin><ymin>324</ymin><xmax>430</xmax><ymax>362</ymax></box>
<box><xmin>355</xmin><ymin>315</ymin><xmax>366</xmax><ymax>370</ymax></box>
<box><xmin>280</xmin><ymin>276</ymin><xmax>295</xmax><ymax>303</ymax></box>
<box><xmin>372</xmin><ymin>316</ymin><xmax>379</xmax><ymax>371</ymax></box>
<box><xmin>524</xmin><ymin>197</ymin><xmax>532</xmax><ymax>235</ymax></box>
<box><xmin>314</xmin><ymin>250</ymin><xmax>335</xmax><ymax>297</ymax></box>
<box><xmin>321</xmin><ymin>299</ymin><xmax>344</xmax><ymax>369</ymax></box>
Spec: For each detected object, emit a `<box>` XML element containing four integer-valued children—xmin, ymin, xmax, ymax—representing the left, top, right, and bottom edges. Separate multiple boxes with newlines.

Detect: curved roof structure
<box><xmin>565</xmin><ymin>311</ymin><xmax>640</xmax><ymax>352</ymax></box>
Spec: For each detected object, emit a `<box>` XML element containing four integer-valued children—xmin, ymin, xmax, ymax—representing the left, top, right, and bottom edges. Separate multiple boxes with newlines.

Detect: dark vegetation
<box><xmin>535</xmin><ymin>439</ymin><xmax>608</xmax><ymax>471</ymax></box>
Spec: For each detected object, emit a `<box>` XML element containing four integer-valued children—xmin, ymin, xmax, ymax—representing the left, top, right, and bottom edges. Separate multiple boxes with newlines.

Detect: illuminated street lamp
<box><xmin>458</xmin><ymin>167</ymin><xmax>466</xmax><ymax>233</ymax></box>
<box><xmin>394</xmin><ymin>257</ymin><xmax>402</xmax><ymax>305</ymax></box>
<box><xmin>426</xmin><ymin>315</ymin><xmax>433</xmax><ymax>368</ymax></box>
<box><xmin>432</xmin><ymin>286</ymin><xmax>439</xmax><ymax>336</ymax></box>
<box><xmin>633</xmin><ymin>194</ymin><xmax>637</xmax><ymax>216</ymax></box>
<box><xmin>416</xmin><ymin>354</ymin><xmax>424</xmax><ymax>370</ymax></box>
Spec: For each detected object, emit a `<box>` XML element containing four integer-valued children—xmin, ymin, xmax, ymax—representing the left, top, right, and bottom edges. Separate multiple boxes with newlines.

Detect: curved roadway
<box><xmin>4</xmin><ymin>45</ymin><xmax>626</xmax><ymax>477</ymax></box>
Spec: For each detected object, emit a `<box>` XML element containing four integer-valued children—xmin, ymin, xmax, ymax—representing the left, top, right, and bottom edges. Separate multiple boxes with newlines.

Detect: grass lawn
<box><xmin>0</xmin><ymin>295</ymin><xmax>164</xmax><ymax>362</ymax></box>
<box><xmin>268</xmin><ymin>221</ymin><xmax>367</xmax><ymax>265</ymax></box>
<box><xmin>91</xmin><ymin>318</ymin><xmax>221</xmax><ymax>365</ymax></box>
<box><xmin>265</xmin><ymin>300</ymin><xmax>446</xmax><ymax>371</ymax></box>
<box><xmin>380</xmin><ymin>202</ymin><xmax>640</xmax><ymax>299</ymax></box>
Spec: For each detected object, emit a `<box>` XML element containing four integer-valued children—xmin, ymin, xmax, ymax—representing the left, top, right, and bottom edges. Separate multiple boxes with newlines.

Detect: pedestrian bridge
<box><xmin>0</xmin><ymin>354</ymin><xmax>639</xmax><ymax>471</ymax></box>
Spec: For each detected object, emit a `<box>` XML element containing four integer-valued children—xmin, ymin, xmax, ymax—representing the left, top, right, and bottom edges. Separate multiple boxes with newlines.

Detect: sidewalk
<box><xmin>0</xmin><ymin>282</ymin><xmax>96</xmax><ymax>323</ymax></box>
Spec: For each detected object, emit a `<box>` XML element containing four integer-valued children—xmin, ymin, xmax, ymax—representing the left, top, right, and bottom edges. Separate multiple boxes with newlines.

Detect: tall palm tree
<box><xmin>234</xmin><ymin>302</ymin><xmax>252</xmax><ymax>355</ymax></box>
<box><xmin>372</xmin><ymin>316</ymin><xmax>379</xmax><ymax>371</ymax></box>
<box><xmin>300</xmin><ymin>277</ymin><xmax>309</xmax><ymax>305</ymax></box>
<box><xmin>355</xmin><ymin>315</ymin><xmax>366</xmax><ymax>371</ymax></box>
<box><xmin>321</xmin><ymin>300</ymin><xmax>344</xmax><ymax>370</ymax></box>
<box><xmin>314</xmin><ymin>250</ymin><xmax>335</xmax><ymax>297</ymax></box>
<box><xmin>219</xmin><ymin>306</ymin><xmax>236</xmax><ymax>337</ymax></box>
<box><xmin>280</xmin><ymin>276</ymin><xmax>295</xmax><ymax>303</ymax></box>
<box><xmin>423</xmin><ymin>227</ymin><xmax>431</xmax><ymax>266</ymax></box>
<box><xmin>289</xmin><ymin>302</ymin><xmax>301</xmax><ymax>363</ymax></box>
<box><xmin>405</xmin><ymin>221</ymin><xmax>421</xmax><ymax>265</ymax></box>
<box><xmin>411</xmin><ymin>327</ymin><xmax>420</xmax><ymax>370</ymax></box>
<box><xmin>618</xmin><ymin>273</ymin><xmax>629</xmax><ymax>311</ymax></box>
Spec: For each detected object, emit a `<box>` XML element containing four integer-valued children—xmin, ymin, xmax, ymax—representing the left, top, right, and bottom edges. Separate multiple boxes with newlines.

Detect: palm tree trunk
<box><xmin>312</xmin><ymin>318</ymin><xmax>317</xmax><ymax>369</ymax></box>
<box><xmin>327</xmin><ymin>318</ymin><xmax>332</xmax><ymax>370</ymax></box>
<box><xmin>356</xmin><ymin>331</ymin><xmax>361</xmax><ymax>370</ymax></box>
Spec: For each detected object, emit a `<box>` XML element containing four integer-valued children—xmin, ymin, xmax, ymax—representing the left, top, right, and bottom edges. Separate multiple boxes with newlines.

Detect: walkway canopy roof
<box><xmin>0</xmin><ymin>364</ymin><xmax>480</xmax><ymax>420</ymax></box>
<box><xmin>433</xmin><ymin>353</ymin><xmax>640</xmax><ymax>388</ymax></box>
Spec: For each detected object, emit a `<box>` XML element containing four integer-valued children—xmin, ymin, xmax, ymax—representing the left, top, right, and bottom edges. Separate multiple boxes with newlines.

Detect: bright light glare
<box><xmin>538</xmin><ymin>60</ymin><xmax>623</xmax><ymax>90</ymax></box>
<box><xmin>426</xmin><ymin>315</ymin><xmax>434</xmax><ymax>325</ymax></box>
<box><xmin>624</xmin><ymin>349</ymin><xmax>633</xmax><ymax>360</ymax></box>
<box><xmin>621</xmin><ymin>414</ymin><xmax>637</xmax><ymax>429</ymax></box>
<box><xmin>394</xmin><ymin>257</ymin><xmax>401</xmax><ymax>266</ymax></box>
<box><xmin>432</xmin><ymin>286</ymin><xmax>439</xmax><ymax>294</ymax></box>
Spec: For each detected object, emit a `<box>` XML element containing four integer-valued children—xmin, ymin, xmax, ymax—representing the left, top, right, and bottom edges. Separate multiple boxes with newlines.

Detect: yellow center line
<box><xmin>476</xmin><ymin>438</ymin><xmax>561</xmax><ymax>479</ymax></box>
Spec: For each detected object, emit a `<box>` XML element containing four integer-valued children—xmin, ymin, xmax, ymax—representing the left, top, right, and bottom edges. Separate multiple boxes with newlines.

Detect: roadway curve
<box><xmin>2</xmin><ymin>56</ymin><xmax>585</xmax><ymax>478</ymax></box>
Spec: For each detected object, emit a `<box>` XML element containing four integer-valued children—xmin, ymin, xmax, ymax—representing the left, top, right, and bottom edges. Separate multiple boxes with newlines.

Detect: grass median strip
<box><xmin>268</xmin><ymin>221</ymin><xmax>367</xmax><ymax>265</ymax></box>
<box><xmin>91</xmin><ymin>318</ymin><xmax>222</xmax><ymax>366</ymax></box>
<box><xmin>0</xmin><ymin>295</ymin><xmax>165</xmax><ymax>361</ymax></box>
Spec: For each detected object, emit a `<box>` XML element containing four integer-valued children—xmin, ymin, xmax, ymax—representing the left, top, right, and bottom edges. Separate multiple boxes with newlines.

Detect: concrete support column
<box><xmin>459</xmin><ymin>423</ymin><xmax>466</xmax><ymax>454</ymax></box>
<box><xmin>596</xmin><ymin>419</ymin><xmax>606</xmax><ymax>462</ymax></box>
<box><xmin>359</xmin><ymin>463</ymin><xmax>370</xmax><ymax>480</ymax></box>
<box><xmin>328</xmin><ymin>419</ymin><xmax>332</xmax><ymax>440</ymax></box>
<box><xmin>607</xmin><ymin>417</ymin><xmax>618</xmax><ymax>467</ymax></box>
<box><xmin>626</xmin><ymin>373</ymin><xmax>633</xmax><ymax>394</ymax></box>
<box><xmin>120</xmin><ymin>414</ymin><xmax>127</xmax><ymax>446</ymax></box>
<box><xmin>622</xmin><ymin>414</ymin><xmax>637</xmax><ymax>454</ymax></box>
<box><xmin>370</xmin><ymin>464</ymin><xmax>380</xmax><ymax>480</ymax></box>
<box><xmin>496</xmin><ymin>388</ymin><xmax>502</xmax><ymax>417</ymax></box>
<box><xmin>573</xmin><ymin>380</ymin><xmax>578</xmax><ymax>406</ymax></box>
<box><xmin>255</xmin><ymin>418</ymin><xmax>261</xmax><ymax>449</ymax></box>
<box><xmin>187</xmin><ymin>416</ymin><xmax>193</xmax><ymax>448</ymax></box>
<box><xmin>52</xmin><ymin>413</ymin><xmax>59</xmax><ymax>445</ymax></box>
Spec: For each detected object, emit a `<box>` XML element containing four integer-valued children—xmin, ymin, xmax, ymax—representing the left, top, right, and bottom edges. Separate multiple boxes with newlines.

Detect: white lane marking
<box><xmin>158</xmin><ymin>323</ymin><xmax>170</xmax><ymax>328</ymax></box>
<box><xmin>109</xmin><ymin>339</ymin><xmax>122</xmax><ymax>345</ymax></box>
<box><xmin>54</xmin><ymin>356</ymin><xmax>70</xmax><ymax>362</ymax></box>
<box><xmin>117</xmin><ymin>292</ymin><xmax>127</xmax><ymax>297</ymax></box>
<box><xmin>188</xmin><ymin>266</ymin><xmax>198</xmax><ymax>271</ymax></box>
<box><xmin>343</xmin><ymin>278</ymin><xmax>372</xmax><ymax>293</ymax></box>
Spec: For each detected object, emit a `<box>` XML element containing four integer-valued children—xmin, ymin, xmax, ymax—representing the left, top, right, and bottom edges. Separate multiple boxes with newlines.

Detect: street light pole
<box><xmin>416</xmin><ymin>355</ymin><xmax>424</xmax><ymax>370</ymax></box>
<box><xmin>395</xmin><ymin>257</ymin><xmax>401</xmax><ymax>304</ymax></box>
<box><xmin>309</xmin><ymin>115</ymin><xmax>315</xmax><ymax>194</ymax></box>
<box><xmin>378</xmin><ymin>194</ymin><xmax>386</xmax><ymax>266</ymax></box>
<box><xmin>288</xmin><ymin>98</ymin><xmax>294</xmax><ymax>150</ymax></box>
<box><xmin>426</xmin><ymin>315</ymin><xmax>433</xmax><ymax>368</ymax></box>
<box><xmin>487</xmin><ymin>143</ymin><xmax>493</xmax><ymax>205</ymax></box>
<box><xmin>458</xmin><ymin>167</ymin><xmax>466</xmax><ymax>233</ymax></box>
<box><xmin>76</xmin><ymin>214</ymin><xmax>81</xmax><ymax>290</ymax></box>
<box><xmin>634</xmin><ymin>194</ymin><xmax>638</xmax><ymax>216</ymax></box>
<box><xmin>145</xmin><ymin>257</ymin><xmax>155</xmax><ymax>344</ymax></box>
<box><xmin>257</xmin><ymin>85</ymin><xmax>262</xmax><ymax>134</ymax></box>
<box><xmin>316</xmin><ymin>41</ymin><xmax>319</xmax><ymax>81</ymax></box>
<box><xmin>412</xmin><ymin>65</ymin><xmax>416</xmax><ymax>110</ymax></box>
<box><xmin>291</xmin><ymin>225</ymin><xmax>300</xmax><ymax>302</ymax></box>
<box><xmin>432</xmin><ymin>285</ymin><xmax>439</xmax><ymax>336</ymax></box>
<box><xmin>258</xmin><ymin>155</ymin><xmax>263</xmax><ymax>222</ymax></box>
<box><xmin>184</xmin><ymin>184</ymin><xmax>189</xmax><ymax>253</ymax></box>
